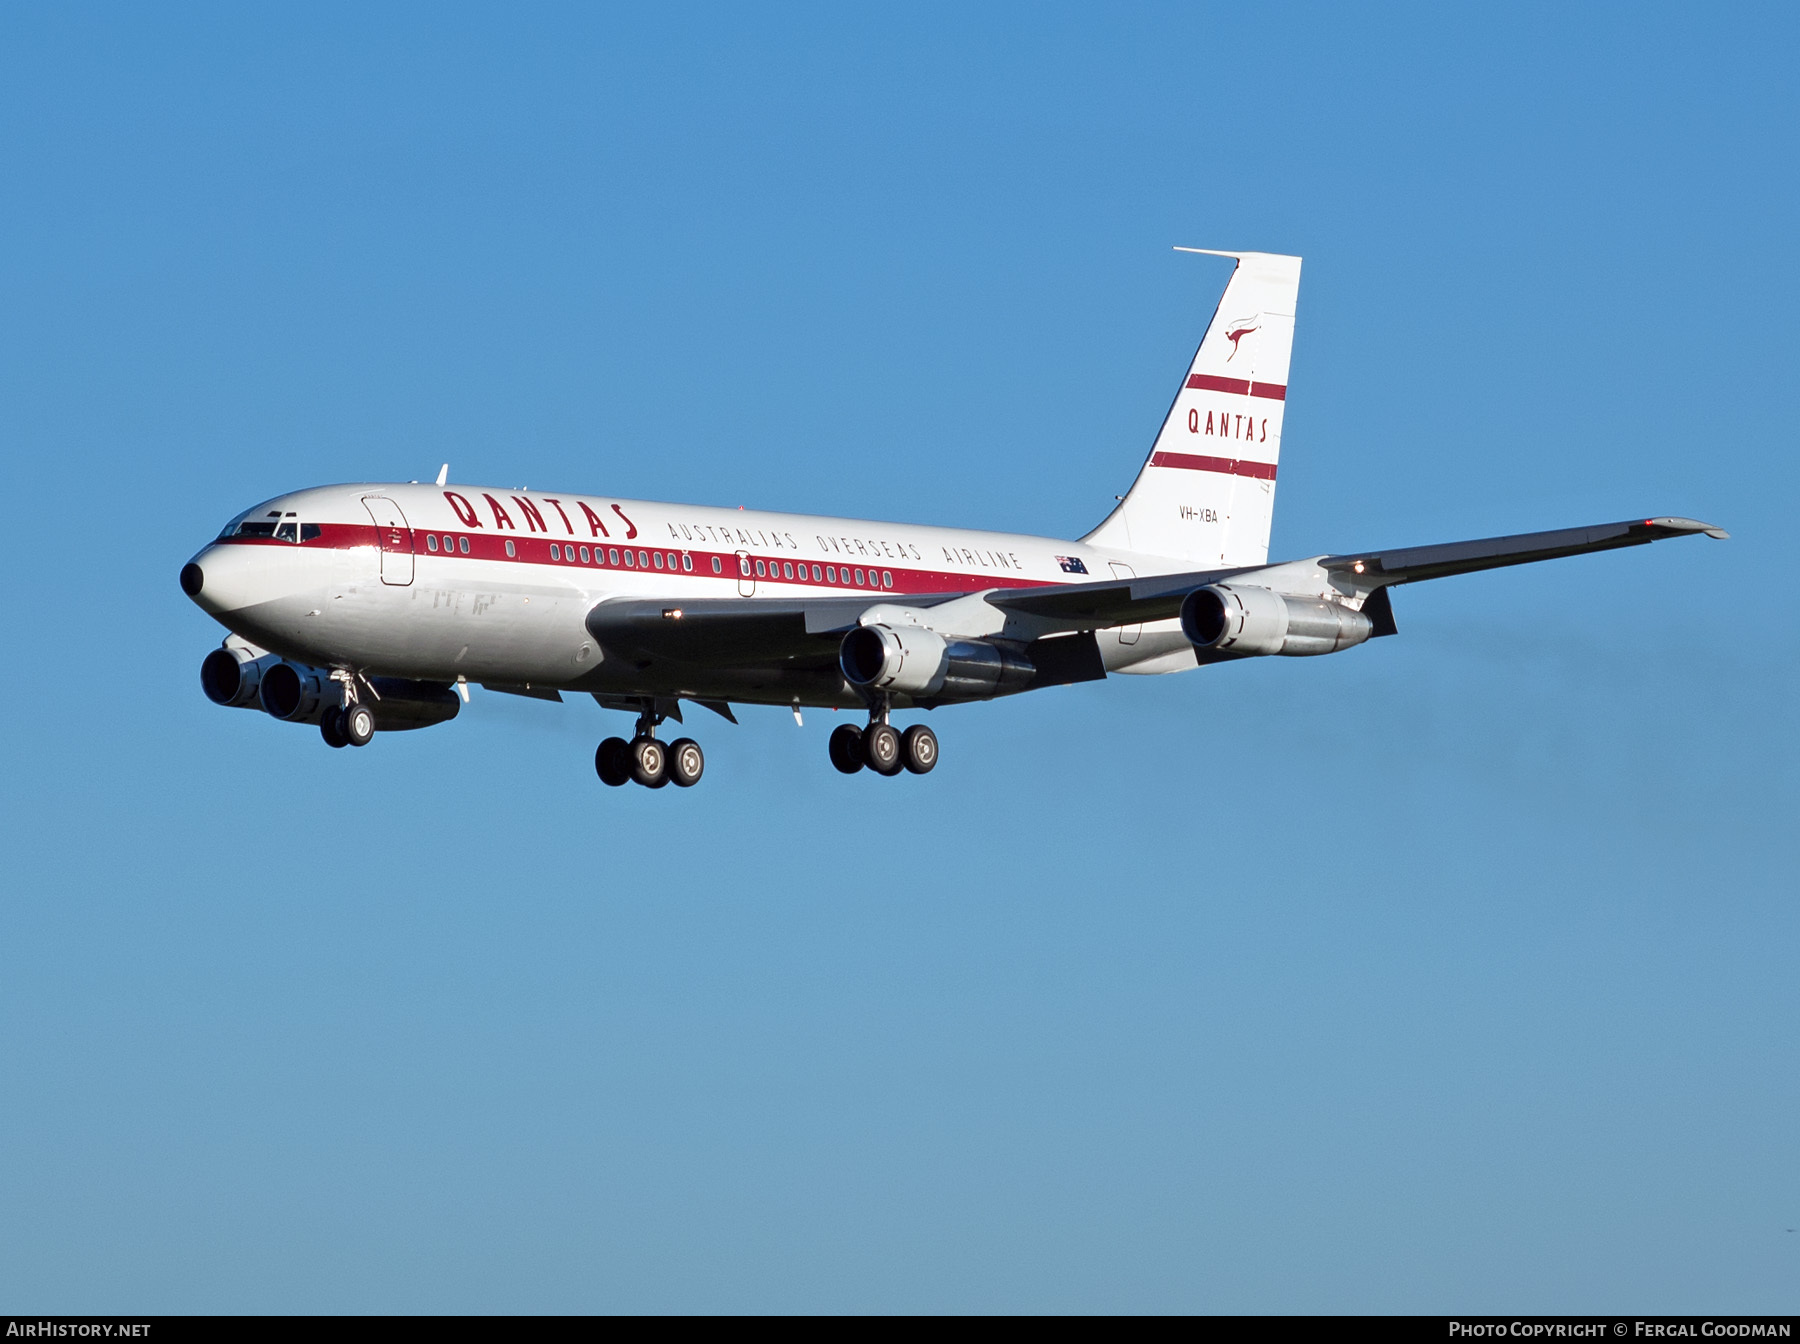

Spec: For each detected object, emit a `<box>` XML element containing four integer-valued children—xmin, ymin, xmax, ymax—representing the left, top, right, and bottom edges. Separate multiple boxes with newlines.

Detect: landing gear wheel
<box><xmin>668</xmin><ymin>738</ymin><xmax>704</xmax><ymax>788</ymax></box>
<box><xmin>829</xmin><ymin>724</ymin><xmax>866</xmax><ymax>775</ymax></box>
<box><xmin>595</xmin><ymin>736</ymin><xmax>632</xmax><ymax>787</ymax></box>
<box><xmin>901</xmin><ymin>724</ymin><xmax>938</xmax><ymax>774</ymax></box>
<box><xmin>863</xmin><ymin>722</ymin><xmax>902</xmax><ymax>776</ymax></box>
<box><xmin>342</xmin><ymin>702</ymin><xmax>375</xmax><ymax>747</ymax></box>
<box><xmin>320</xmin><ymin>706</ymin><xmax>348</xmax><ymax>748</ymax></box>
<box><xmin>630</xmin><ymin>736</ymin><xmax>667</xmax><ymax>788</ymax></box>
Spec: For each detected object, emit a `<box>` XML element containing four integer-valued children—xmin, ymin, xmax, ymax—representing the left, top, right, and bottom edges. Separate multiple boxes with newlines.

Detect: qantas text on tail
<box><xmin>180</xmin><ymin>250</ymin><xmax>1725</xmax><ymax>788</ymax></box>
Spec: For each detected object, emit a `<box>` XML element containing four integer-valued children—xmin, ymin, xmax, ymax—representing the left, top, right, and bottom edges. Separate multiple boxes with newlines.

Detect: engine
<box><xmin>258</xmin><ymin>661</ymin><xmax>333</xmax><ymax>722</ymax></box>
<box><xmin>247</xmin><ymin>660</ymin><xmax>460</xmax><ymax>730</ymax></box>
<box><xmin>1180</xmin><ymin>584</ymin><xmax>1374</xmax><ymax>657</ymax></box>
<box><xmin>361</xmin><ymin>679</ymin><xmax>461</xmax><ymax>731</ymax></box>
<box><xmin>839</xmin><ymin>624</ymin><xmax>1033</xmax><ymax>701</ymax></box>
<box><xmin>200</xmin><ymin>646</ymin><xmax>281</xmax><ymax>709</ymax></box>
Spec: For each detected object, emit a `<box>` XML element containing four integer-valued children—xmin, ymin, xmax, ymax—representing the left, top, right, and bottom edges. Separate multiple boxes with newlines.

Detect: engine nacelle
<box><xmin>200</xmin><ymin>646</ymin><xmax>282</xmax><ymax>709</ymax></box>
<box><xmin>365</xmin><ymin>678</ymin><xmax>461</xmax><ymax>731</ymax></box>
<box><xmin>839</xmin><ymin>624</ymin><xmax>1033</xmax><ymax>701</ymax></box>
<box><xmin>257</xmin><ymin>662</ymin><xmax>461</xmax><ymax>730</ymax></box>
<box><xmin>258</xmin><ymin>661</ymin><xmax>333</xmax><ymax>722</ymax></box>
<box><xmin>1180</xmin><ymin>584</ymin><xmax>1374</xmax><ymax>657</ymax></box>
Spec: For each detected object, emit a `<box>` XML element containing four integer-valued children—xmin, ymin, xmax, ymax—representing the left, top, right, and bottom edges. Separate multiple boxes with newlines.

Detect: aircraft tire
<box><xmin>901</xmin><ymin>724</ymin><xmax>938</xmax><ymax>775</ymax></box>
<box><xmin>595</xmin><ymin>737</ymin><xmax>633</xmax><ymax>787</ymax></box>
<box><xmin>829</xmin><ymin>724</ymin><xmax>865</xmax><ymax>775</ymax></box>
<box><xmin>668</xmin><ymin>738</ymin><xmax>704</xmax><ymax>788</ymax></box>
<box><xmin>630</xmin><ymin>736</ymin><xmax>667</xmax><ymax>788</ymax></box>
<box><xmin>343</xmin><ymin>702</ymin><xmax>376</xmax><ymax>747</ymax></box>
<box><xmin>320</xmin><ymin>706</ymin><xmax>348</xmax><ymax>749</ymax></box>
<box><xmin>863</xmin><ymin>723</ymin><xmax>902</xmax><ymax>776</ymax></box>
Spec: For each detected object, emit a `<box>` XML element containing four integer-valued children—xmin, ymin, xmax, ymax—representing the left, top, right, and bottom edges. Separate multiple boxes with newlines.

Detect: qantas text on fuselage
<box><xmin>181</xmin><ymin>249</ymin><xmax>1725</xmax><ymax>789</ymax></box>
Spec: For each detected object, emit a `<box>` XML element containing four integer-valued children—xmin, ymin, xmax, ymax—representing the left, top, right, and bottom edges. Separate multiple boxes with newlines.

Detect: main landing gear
<box><xmin>829</xmin><ymin>704</ymin><xmax>937</xmax><ymax>778</ymax></box>
<box><xmin>320</xmin><ymin>676</ymin><xmax>376</xmax><ymax>749</ymax></box>
<box><xmin>596</xmin><ymin>705</ymin><xmax>704</xmax><ymax>790</ymax></box>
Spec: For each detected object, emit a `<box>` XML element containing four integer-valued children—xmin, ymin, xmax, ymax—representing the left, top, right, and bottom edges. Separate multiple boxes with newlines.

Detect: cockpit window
<box><xmin>220</xmin><ymin>510</ymin><xmax>319</xmax><ymax>542</ymax></box>
<box><xmin>222</xmin><ymin>511</ymin><xmax>279</xmax><ymax>539</ymax></box>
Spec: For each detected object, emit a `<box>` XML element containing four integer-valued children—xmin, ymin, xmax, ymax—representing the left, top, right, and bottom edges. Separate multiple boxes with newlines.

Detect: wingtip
<box><xmin>1647</xmin><ymin>516</ymin><xmax>1730</xmax><ymax>540</ymax></box>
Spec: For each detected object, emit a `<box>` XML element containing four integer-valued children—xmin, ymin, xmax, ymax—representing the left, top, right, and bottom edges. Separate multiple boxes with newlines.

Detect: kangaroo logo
<box><xmin>1224</xmin><ymin>317</ymin><xmax>1259</xmax><ymax>361</ymax></box>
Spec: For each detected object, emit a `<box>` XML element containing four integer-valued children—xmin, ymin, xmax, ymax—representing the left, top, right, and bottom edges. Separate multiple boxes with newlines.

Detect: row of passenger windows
<box><xmin>748</xmin><ymin>557</ymin><xmax>892</xmax><ymax>588</ymax></box>
<box><xmin>420</xmin><ymin>531</ymin><xmax>895</xmax><ymax>587</ymax></box>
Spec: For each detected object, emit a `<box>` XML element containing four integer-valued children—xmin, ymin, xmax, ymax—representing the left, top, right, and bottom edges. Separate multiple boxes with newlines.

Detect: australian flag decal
<box><xmin>1055</xmin><ymin>555</ymin><xmax>1088</xmax><ymax>575</ymax></box>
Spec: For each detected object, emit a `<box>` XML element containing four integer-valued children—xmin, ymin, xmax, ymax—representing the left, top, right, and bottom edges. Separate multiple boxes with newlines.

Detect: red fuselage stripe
<box><xmin>218</xmin><ymin>526</ymin><xmax>1057</xmax><ymax>593</ymax></box>
<box><xmin>1147</xmin><ymin>452</ymin><xmax>1278</xmax><ymax>480</ymax></box>
<box><xmin>1185</xmin><ymin>373</ymin><xmax>1287</xmax><ymax>401</ymax></box>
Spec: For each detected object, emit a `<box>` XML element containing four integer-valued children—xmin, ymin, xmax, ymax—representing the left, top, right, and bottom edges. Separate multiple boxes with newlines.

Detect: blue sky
<box><xmin>1</xmin><ymin>3</ymin><xmax>1794</xmax><ymax>1313</ymax></box>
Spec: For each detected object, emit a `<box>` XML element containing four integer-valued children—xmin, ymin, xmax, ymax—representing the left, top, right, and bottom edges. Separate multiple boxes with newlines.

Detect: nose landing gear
<box><xmin>320</xmin><ymin>674</ymin><xmax>377</xmax><ymax>748</ymax></box>
<box><xmin>596</xmin><ymin>704</ymin><xmax>705</xmax><ymax>790</ymax></box>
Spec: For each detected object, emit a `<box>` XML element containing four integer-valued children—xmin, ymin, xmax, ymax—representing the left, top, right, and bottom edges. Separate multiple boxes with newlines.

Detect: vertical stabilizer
<box><xmin>1085</xmin><ymin>250</ymin><xmax>1301</xmax><ymax>566</ymax></box>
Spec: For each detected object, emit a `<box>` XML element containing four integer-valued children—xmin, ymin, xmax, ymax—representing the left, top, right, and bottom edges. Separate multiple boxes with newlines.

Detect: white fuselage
<box><xmin>186</xmin><ymin>482</ymin><xmax>1202</xmax><ymax>707</ymax></box>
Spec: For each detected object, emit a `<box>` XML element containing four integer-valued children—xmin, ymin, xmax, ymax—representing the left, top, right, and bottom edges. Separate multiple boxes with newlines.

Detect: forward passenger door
<box><xmin>362</xmin><ymin>495</ymin><xmax>415</xmax><ymax>586</ymax></box>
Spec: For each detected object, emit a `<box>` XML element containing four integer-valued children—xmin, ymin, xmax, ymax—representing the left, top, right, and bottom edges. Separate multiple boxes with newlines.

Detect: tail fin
<box><xmin>1084</xmin><ymin>249</ymin><xmax>1301</xmax><ymax>567</ymax></box>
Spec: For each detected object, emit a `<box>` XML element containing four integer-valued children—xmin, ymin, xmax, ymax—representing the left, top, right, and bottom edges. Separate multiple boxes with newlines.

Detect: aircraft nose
<box><xmin>182</xmin><ymin>544</ymin><xmax>264</xmax><ymax>616</ymax></box>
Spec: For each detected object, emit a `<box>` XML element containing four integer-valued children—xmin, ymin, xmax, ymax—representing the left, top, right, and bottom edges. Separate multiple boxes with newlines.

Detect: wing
<box><xmin>1316</xmin><ymin>516</ymin><xmax>1728</xmax><ymax>586</ymax></box>
<box><xmin>586</xmin><ymin>595</ymin><xmax>910</xmax><ymax>666</ymax></box>
<box><xmin>586</xmin><ymin>516</ymin><xmax>1726</xmax><ymax>664</ymax></box>
<box><xmin>990</xmin><ymin>515</ymin><xmax>1728</xmax><ymax>627</ymax></box>
<box><xmin>584</xmin><ymin>593</ymin><xmax>1110</xmax><ymax>689</ymax></box>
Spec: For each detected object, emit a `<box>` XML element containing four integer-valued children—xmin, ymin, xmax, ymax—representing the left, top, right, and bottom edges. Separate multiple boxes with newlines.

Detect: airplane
<box><xmin>179</xmin><ymin>248</ymin><xmax>1726</xmax><ymax>789</ymax></box>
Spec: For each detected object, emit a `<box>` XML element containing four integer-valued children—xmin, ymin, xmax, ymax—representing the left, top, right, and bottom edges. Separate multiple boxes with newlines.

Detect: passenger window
<box><xmin>811</xmin><ymin>565</ymin><xmax>821</xmax><ymax>581</ymax></box>
<box><xmin>550</xmin><ymin>544</ymin><xmax>560</xmax><ymax>560</ymax></box>
<box><xmin>882</xmin><ymin>571</ymin><xmax>892</xmax><ymax>588</ymax></box>
<box><xmin>682</xmin><ymin>553</ymin><xmax>692</xmax><ymax>572</ymax></box>
<box><xmin>624</xmin><ymin>550</ymin><xmax>635</xmax><ymax>567</ymax></box>
<box><xmin>854</xmin><ymin>568</ymin><xmax>864</xmax><ymax>584</ymax></box>
<box><xmin>711</xmin><ymin>556</ymin><xmax>722</xmax><ymax>574</ymax></box>
<box><xmin>427</xmin><ymin>534</ymin><xmax>439</xmax><ymax>552</ymax></box>
<box><xmin>442</xmin><ymin>535</ymin><xmax>453</xmax><ymax>551</ymax></box>
<box><xmin>782</xmin><ymin>562</ymin><xmax>793</xmax><ymax>579</ymax></box>
<box><xmin>653</xmin><ymin>552</ymin><xmax>664</xmax><ymax>569</ymax></box>
<box><xmin>580</xmin><ymin>546</ymin><xmax>590</xmax><ymax>563</ymax></box>
<box><xmin>739</xmin><ymin>556</ymin><xmax>749</xmax><ymax>576</ymax></box>
<box><xmin>609</xmin><ymin>548</ymin><xmax>620</xmax><ymax>564</ymax></box>
<box><xmin>638</xmin><ymin>551</ymin><xmax>648</xmax><ymax>567</ymax></box>
<box><xmin>755</xmin><ymin>560</ymin><xmax>766</xmax><ymax>577</ymax></box>
<box><xmin>827</xmin><ymin>566</ymin><xmax>836</xmax><ymax>583</ymax></box>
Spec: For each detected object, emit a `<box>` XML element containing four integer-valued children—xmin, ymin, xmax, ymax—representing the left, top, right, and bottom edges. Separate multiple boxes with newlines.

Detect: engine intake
<box><xmin>839</xmin><ymin>624</ymin><xmax>1033</xmax><ymax>701</ymax></box>
<box><xmin>259</xmin><ymin>662</ymin><xmax>332</xmax><ymax>722</ymax></box>
<box><xmin>200</xmin><ymin>646</ymin><xmax>280</xmax><ymax>708</ymax></box>
<box><xmin>1180</xmin><ymin>584</ymin><xmax>1374</xmax><ymax>657</ymax></box>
